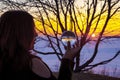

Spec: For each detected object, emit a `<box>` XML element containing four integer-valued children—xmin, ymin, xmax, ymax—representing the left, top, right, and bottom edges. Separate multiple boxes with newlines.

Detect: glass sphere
<box><xmin>61</xmin><ymin>31</ymin><xmax>76</xmax><ymax>46</ymax></box>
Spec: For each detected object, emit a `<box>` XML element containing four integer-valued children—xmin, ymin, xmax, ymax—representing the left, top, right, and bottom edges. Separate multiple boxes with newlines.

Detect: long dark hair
<box><xmin>0</xmin><ymin>10</ymin><xmax>36</xmax><ymax>74</ymax></box>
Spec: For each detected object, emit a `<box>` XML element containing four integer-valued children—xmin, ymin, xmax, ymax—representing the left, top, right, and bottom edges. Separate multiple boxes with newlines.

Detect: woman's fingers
<box><xmin>66</xmin><ymin>41</ymin><xmax>71</xmax><ymax>50</ymax></box>
<box><xmin>64</xmin><ymin>41</ymin><xmax>71</xmax><ymax>50</ymax></box>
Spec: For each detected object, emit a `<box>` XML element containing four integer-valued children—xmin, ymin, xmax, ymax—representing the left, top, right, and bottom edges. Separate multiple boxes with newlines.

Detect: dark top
<box><xmin>0</xmin><ymin>58</ymin><xmax>74</xmax><ymax>80</ymax></box>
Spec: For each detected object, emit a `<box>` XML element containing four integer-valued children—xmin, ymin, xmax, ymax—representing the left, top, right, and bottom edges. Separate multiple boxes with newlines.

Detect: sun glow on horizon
<box><xmin>34</xmin><ymin>12</ymin><xmax>120</xmax><ymax>37</ymax></box>
<box><xmin>35</xmin><ymin>12</ymin><xmax>120</xmax><ymax>37</ymax></box>
<box><xmin>33</xmin><ymin>1</ymin><xmax>120</xmax><ymax>38</ymax></box>
<box><xmin>91</xmin><ymin>34</ymin><xmax>96</xmax><ymax>38</ymax></box>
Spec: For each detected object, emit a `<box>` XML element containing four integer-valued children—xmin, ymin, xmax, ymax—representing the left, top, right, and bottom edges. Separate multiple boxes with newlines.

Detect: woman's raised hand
<box><xmin>63</xmin><ymin>41</ymin><xmax>80</xmax><ymax>61</ymax></box>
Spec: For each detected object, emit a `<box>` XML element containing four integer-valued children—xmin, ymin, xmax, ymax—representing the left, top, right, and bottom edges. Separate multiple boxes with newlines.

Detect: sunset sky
<box><xmin>35</xmin><ymin>12</ymin><xmax>120</xmax><ymax>37</ymax></box>
<box><xmin>0</xmin><ymin>0</ymin><xmax>120</xmax><ymax>37</ymax></box>
<box><xmin>32</xmin><ymin>0</ymin><xmax>120</xmax><ymax>37</ymax></box>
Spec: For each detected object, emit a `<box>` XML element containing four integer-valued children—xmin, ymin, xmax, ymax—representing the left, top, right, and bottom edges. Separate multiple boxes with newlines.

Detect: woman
<box><xmin>0</xmin><ymin>10</ymin><xmax>80</xmax><ymax>80</ymax></box>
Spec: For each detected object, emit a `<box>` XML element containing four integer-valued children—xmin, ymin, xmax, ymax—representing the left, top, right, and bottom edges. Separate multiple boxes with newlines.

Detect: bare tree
<box><xmin>0</xmin><ymin>0</ymin><xmax>120</xmax><ymax>72</ymax></box>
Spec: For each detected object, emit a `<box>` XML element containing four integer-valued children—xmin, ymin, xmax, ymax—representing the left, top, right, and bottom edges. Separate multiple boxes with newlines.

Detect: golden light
<box><xmin>91</xmin><ymin>34</ymin><xmax>96</xmax><ymax>38</ymax></box>
<box><xmin>33</xmin><ymin>1</ymin><xmax>120</xmax><ymax>37</ymax></box>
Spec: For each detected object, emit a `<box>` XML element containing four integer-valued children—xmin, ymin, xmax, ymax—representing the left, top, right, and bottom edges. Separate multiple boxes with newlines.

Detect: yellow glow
<box><xmin>62</xmin><ymin>38</ymin><xmax>75</xmax><ymax>41</ymax></box>
<box><xmin>34</xmin><ymin>11</ymin><xmax>120</xmax><ymax>37</ymax></box>
<box><xmin>92</xmin><ymin>34</ymin><xmax>96</xmax><ymax>38</ymax></box>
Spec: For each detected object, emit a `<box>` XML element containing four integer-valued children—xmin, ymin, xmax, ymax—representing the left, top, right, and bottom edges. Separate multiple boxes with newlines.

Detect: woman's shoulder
<box><xmin>30</xmin><ymin>54</ymin><xmax>42</xmax><ymax>60</ymax></box>
<box><xmin>31</xmin><ymin>55</ymin><xmax>51</xmax><ymax>78</ymax></box>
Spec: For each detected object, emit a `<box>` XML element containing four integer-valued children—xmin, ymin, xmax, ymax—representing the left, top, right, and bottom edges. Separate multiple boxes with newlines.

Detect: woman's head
<box><xmin>0</xmin><ymin>10</ymin><xmax>37</xmax><ymax>73</ymax></box>
<box><xmin>0</xmin><ymin>10</ymin><xmax>36</xmax><ymax>52</ymax></box>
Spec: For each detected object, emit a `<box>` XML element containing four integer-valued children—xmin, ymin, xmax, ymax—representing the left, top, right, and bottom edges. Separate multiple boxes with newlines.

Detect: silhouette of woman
<box><xmin>0</xmin><ymin>10</ymin><xmax>80</xmax><ymax>80</ymax></box>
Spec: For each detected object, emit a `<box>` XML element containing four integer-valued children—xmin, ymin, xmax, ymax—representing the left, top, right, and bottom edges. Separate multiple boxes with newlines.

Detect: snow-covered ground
<box><xmin>34</xmin><ymin>38</ymin><xmax>120</xmax><ymax>78</ymax></box>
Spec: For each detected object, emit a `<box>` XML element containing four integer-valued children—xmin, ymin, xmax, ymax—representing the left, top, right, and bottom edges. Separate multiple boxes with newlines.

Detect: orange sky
<box><xmin>34</xmin><ymin>12</ymin><xmax>120</xmax><ymax>37</ymax></box>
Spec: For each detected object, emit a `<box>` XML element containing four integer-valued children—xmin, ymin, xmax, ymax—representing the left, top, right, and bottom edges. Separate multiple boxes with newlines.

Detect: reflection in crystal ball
<box><xmin>61</xmin><ymin>31</ymin><xmax>76</xmax><ymax>46</ymax></box>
